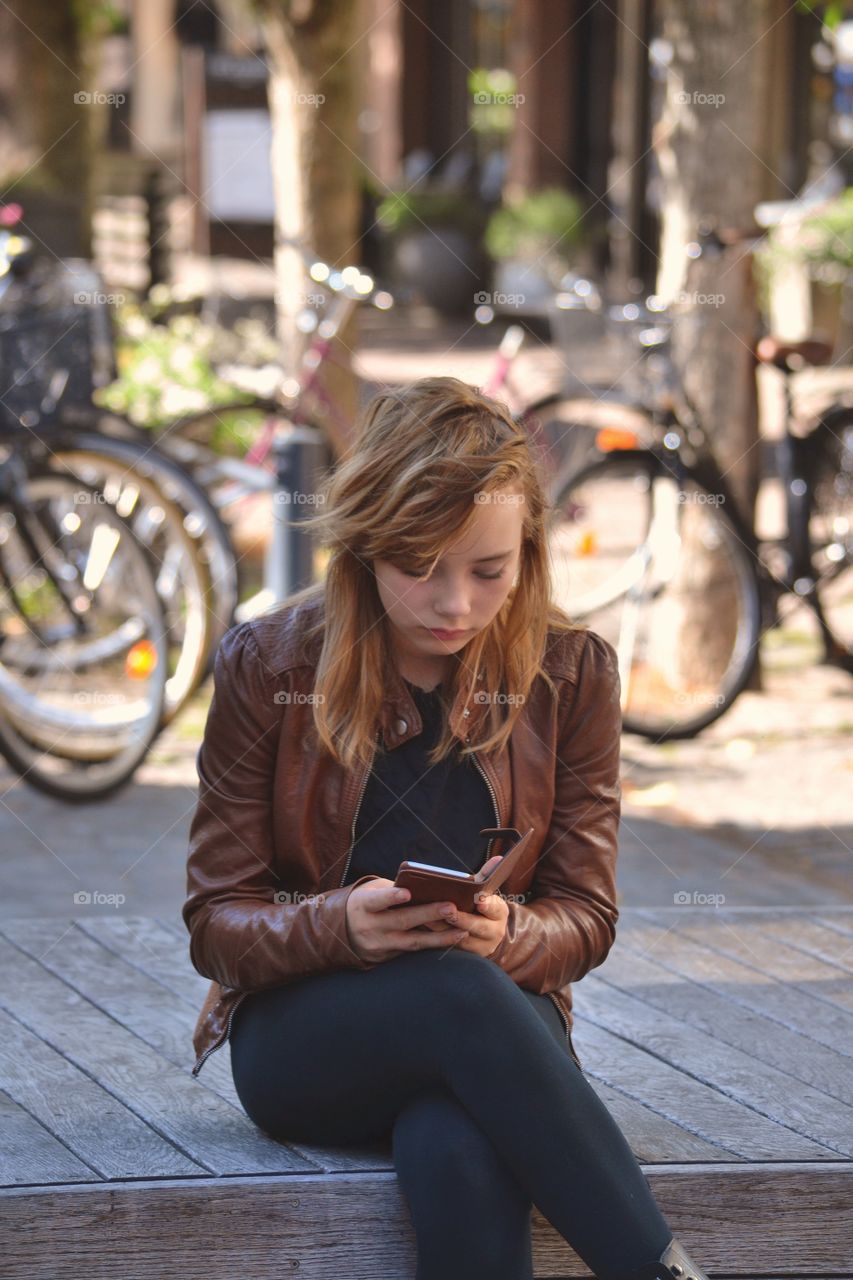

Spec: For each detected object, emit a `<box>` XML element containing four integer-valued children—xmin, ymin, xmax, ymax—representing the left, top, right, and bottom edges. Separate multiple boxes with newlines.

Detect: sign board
<box><xmin>183</xmin><ymin>49</ymin><xmax>275</xmax><ymax>257</ymax></box>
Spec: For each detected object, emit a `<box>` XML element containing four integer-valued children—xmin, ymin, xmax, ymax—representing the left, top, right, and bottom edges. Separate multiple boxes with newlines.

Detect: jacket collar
<box><xmin>379</xmin><ymin>660</ymin><xmax>487</xmax><ymax>748</ymax></box>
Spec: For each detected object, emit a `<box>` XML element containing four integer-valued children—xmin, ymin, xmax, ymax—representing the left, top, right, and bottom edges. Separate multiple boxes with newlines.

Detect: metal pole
<box><xmin>266</xmin><ymin>425</ymin><xmax>327</xmax><ymax>601</ymax></box>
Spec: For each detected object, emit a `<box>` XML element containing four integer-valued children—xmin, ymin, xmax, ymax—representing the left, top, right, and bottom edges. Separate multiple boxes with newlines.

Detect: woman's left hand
<box><xmin>451</xmin><ymin>891</ymin><xmax>509</xmax><ymax>957</ymax></box>
<box><xmin>417</xmin><ymin>855</ymin><xmax>509</xmax><ymax>957</ymax></box>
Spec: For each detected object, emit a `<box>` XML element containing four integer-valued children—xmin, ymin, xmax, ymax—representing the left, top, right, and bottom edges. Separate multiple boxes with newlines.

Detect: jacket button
<box><xmin>395</xmin><ymin>718</ymin><xmax>408</xmax><ymax>735</ymax></box>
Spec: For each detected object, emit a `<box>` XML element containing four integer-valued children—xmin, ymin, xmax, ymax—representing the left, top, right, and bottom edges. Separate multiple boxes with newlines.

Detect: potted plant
<box><xmin>484</xmin><ymin>186</ymin><xmax>591</xmax><ymax>313</ymax></box>
<box><xmin>756</xmin><ymin>187</ymin><xmax>853</xmax><ymax>354</ymax></box>
<box><xmin>376</xmin><ymin>187</ymin><xmax>488</xmax><ymax>316</ymax></box>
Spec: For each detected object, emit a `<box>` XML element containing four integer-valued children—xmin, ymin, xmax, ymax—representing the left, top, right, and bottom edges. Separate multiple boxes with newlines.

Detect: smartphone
<box><xmin>394</xmin><ymin>827</ymin><xmax>534</xmax><ymax>911</ymax></box>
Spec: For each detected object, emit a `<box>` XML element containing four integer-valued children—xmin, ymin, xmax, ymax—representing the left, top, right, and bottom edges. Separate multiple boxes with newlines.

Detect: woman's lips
<box><xmin>426</xmin><ymin>627</ymin><xmax>471</xmax><ymax>639</ymax></box>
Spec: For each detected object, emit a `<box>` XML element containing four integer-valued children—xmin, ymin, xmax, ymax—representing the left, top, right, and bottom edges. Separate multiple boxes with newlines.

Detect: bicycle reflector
<box><xmin>595</xmin><ymin>427</ymin><xmax>639</xmax><ymax>451</ymax></box>
<box><xmin>125</xmin><ymin>640</ymin><xmax>158</xmax><ymax>680</ymax></box>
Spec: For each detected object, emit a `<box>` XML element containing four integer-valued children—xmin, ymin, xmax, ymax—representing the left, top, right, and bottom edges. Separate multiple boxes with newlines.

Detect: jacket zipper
<box><xmin>191</xmin><ymin>989</ymin><xmax>249</xmax><ymax>1077</ymax></box>
<box><xmin>470</xmin><ymin>749</ymin><xmax>501</xmax><ymax>859</ymax></box>
<box><xmin>471</xmin><ymin>744</ymin><xmax>574</xmax><ymax>1057</ymax></box>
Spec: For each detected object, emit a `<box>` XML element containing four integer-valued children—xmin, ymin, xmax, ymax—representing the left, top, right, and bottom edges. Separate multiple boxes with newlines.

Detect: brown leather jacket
<box><xmin>183</xmin><ymin>596</ymin><xmax>622</xmax><ymax>1077</ymax></box>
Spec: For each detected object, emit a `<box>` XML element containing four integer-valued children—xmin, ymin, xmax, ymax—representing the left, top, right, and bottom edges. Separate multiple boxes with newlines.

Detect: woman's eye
<box><xmin>397</xmin><ymin>565</ymin><xmax>505</xmax><ymax>580</ymax></box>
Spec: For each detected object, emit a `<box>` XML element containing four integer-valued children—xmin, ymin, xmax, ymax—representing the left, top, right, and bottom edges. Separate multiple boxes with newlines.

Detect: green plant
<box><xmin>484</xmin><ymin>187</ymin><xmax>587</xmax><ymax>264</ymax></box>
<box><xmin>468</xmin><ymin>67</ymin><xmax>522</xmax><ymax>136</ymax></box>
<box><xmin>376</xmin><ymin>189</ymin><xmax>485</xmax><ymax>238</ymax></box>
<box><xmin>756</xmin><ymin>187</ymin><xmax>853</xmax><ymax>293</ymax></box>
<box><xmin>95</xmin><ymin>297</ymin><xmax>280</xmax><ymax>452</ymax></box>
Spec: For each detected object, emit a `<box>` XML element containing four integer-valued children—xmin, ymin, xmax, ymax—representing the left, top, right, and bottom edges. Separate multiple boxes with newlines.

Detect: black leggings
<box><xmin>229</xmin><ymin>947</ymin><xmax>673</xmax><ymax>1280</ymax></box>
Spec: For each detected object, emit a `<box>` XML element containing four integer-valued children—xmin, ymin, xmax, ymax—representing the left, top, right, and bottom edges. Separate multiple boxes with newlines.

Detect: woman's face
<box><xmin>372</xmin><ymin>483</ymin><xmax>526</xmax><ymax>670</ymax></box>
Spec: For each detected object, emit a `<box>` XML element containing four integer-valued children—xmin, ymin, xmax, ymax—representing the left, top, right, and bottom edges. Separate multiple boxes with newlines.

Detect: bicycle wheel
<box><xmin>548</xmin><ymin>450</ymin><xmax>760</xmax><ymax>739</ymax></box>
<box><xmin>92</xmin><ymin>414</ymin><xmax>243</xmax><ymax>658</ymax></box>
<box><xmin>0</xmin><ymin>468</ymin><xmax>168</xmax><ymax>800</ymax></box>
<box><xmin>49</xmin><ymin>434</ymin><xmax>222</xmax><ymax>719</ymax></box>
<box><xmin>807</xmin><ymin>413</ymin><xmax>853</xmax><ymax>666</ymax></box>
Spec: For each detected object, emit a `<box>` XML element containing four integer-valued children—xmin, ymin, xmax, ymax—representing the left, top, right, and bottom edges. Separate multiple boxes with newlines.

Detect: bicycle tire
<box><xmin>0</xmin><ymin>468</ymin><xmax>168</xmax><ymax>801</ymax></box>
<box><xmin>48</xmin><ymin>436</ymin><xmax>215</xmax><ymax>724</ymax></box>
<box><xmin>548</xmin><ymin>449</ymin><xmax>761</xmax><ymax>739</ymax></box>
<box><xmin>92</xmin><ymin>413</ymin><xmax>243</xmax><ymax>658</ymax></box>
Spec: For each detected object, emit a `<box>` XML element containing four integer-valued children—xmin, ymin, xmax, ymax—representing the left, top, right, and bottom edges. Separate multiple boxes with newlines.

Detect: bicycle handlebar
<box><xmin>278</xmin><ymin>234</ymin><xmax>394</xmax><ymax>309</ymax></box>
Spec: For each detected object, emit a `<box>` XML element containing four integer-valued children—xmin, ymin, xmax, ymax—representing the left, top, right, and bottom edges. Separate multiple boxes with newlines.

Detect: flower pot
<box><xmin>390</xmin><ymin>226</ymin><xmax>484</xmax><ymax>316</ymax></box>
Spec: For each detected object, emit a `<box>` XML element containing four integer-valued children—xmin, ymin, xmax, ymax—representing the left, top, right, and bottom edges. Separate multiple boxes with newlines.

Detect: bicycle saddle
<box><xmin>755</xmin><ymin>335</ymin><xmax>834</xmax><ymax>372</ymax></box>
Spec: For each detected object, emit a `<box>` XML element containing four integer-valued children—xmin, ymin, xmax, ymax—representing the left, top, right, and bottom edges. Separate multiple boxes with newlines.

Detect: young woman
<box><xmin>183</xmin><ymin>377</ymin><xmax>713</xmax><ymax>1280</ymax></box>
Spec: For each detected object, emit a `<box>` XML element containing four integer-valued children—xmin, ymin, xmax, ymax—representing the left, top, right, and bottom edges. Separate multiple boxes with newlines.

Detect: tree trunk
<box><xmin>653</xmin><ymin>0</ymin><xmax>776</xmax><ymax>688</ymax></box>
<box><xmin>0</xmin><ymin>2</ymin><xmax>91</xmax><ymax>254</ymax></box>
<box><xmin>258</xmin><ymin>0</ymin><xmax>362</xmax><ymax>460</ymax></box>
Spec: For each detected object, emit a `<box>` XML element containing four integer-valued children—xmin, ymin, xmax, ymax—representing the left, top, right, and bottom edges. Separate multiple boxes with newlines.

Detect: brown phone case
<box><xmin>394</xmin><ymin>827</ymin><xmax>534</xmax><ymax>911</ymax></box>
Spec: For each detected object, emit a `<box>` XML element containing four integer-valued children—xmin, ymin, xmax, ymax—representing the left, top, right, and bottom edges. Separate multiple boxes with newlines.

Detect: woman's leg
<box><xmin>229</xmin><ymin>947</ymin><xmax>673</xmax><ymax>1280</ymax></box>
<box><xmin>391</xmin><ymin>1086</ymin><xmax>535</xmax><ymax>1280</ymax></box>
<box><xmin>390</xmin><ymin>991</ymin><xmax>565</xmax><ymax>1280</ymax></box>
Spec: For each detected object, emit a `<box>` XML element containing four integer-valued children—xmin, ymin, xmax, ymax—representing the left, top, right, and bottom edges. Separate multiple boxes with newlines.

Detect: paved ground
<box><xmin>1</xmin><ymin>300</ymin><xmax>850</xmax><ymax>928</ymax></box>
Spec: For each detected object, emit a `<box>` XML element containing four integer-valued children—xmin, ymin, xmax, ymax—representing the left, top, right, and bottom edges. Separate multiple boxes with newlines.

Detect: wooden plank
<box><xmin>595</xmin><ymin>936</ymin><xmax>853</xmax><ymax>1107</ymax></box>
<box><xmin>576</xmin><ymin>971</ymin><xmax>853</xmax><ymax>1155</ymax></box>
<box><xmin>0</xmin><ymin>1007</ymin><xmax>196</xmax><ymax>1185</ymax></box>
<box><xmin>748</xmin><ymin>916</ymin><xmax>853</xmax><ymax>974</ymax></box>
<box><xmin>0</xmin><ymin>1089</ymin><xmax>92</xmax><ymax>1187</ymax></box>
<box><xmin>571</xmin><ymin>1016</ymin><xmax>832</xmax><ymax>1159</ymax></box>
<box><xmin>628</xmin><ymin>910</ymin><xmax>853</xmax><ymax>1016</ymax></box>
<box><xmin>817</xmin><ymin>912</ymin><xmax>853</xmax><ymax>940</ymax></box>
<box><xmin>572</xmin><ymin>1075</ymin><xmax>727</xmax><ymax>1163</ymax></box>
<box><xmin>0</xmin><ymin>1164</ymin><xmax>849</xmax><ymax>1277</ymax></box>
<box><xmin>615</xmin><ymin>913</ymin><xmax>853</xmax><ymax>1061</ymax></box>
<box><xmin>76</xmin><ymin>915</ymin><xmax>212</xmax><ymax>1006</ymax></box>
<box><xmin>1</xmin><ymin>918</ymin><xmax>395</xmax><ymax>1177</ymax></box>
<box><xmin>0</xmin><ymin>932</ymin><xmax>319</xmax><ymax>1178</ymax></box>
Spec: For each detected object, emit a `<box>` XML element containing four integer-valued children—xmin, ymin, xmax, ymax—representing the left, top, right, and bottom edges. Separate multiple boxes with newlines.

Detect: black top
<box><xmin>342</xmin><ymin>678</ymin><xmax>497</xmax><ymax>885</ymax></box>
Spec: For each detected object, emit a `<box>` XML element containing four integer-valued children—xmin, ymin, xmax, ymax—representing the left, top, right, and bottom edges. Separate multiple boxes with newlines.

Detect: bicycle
<box><xmin>542</xmin><ymin>230</ymin><xmax>853</xmax><ymax>740</ymax></box>
<box><xmin>0</xmin><ymin>230</ymin><xmax>218</xmax><ymax>798</ymax></box>
<box><xmin>0</xmin><ymin>411</ymin><xmax>169</xmax><ymax>801</ymax></box>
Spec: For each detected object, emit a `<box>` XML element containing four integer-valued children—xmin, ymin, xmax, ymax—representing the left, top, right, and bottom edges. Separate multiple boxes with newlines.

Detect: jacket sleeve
<box><xmin>487</xmin><ymin>629</ymin><xmax>621</xmax><ymax>991</ymax></box>
<box><xmin>182</xmin><ymin>621</ymin><xmax>378</xmax><ymax>991</ymax></box>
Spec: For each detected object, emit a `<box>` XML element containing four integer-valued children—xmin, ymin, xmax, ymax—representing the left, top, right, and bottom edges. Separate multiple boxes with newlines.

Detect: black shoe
<box><xmin>633</xmin><ymin>1236</ymin><xmax>712</xmax><ymax>1280</ymax></box>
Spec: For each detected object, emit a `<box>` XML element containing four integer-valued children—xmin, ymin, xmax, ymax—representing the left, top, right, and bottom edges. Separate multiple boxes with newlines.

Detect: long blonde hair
<box><xmin>265</xmin><ymin>375</ymin><xmax>578</xmax><ymax>770</ymax></box>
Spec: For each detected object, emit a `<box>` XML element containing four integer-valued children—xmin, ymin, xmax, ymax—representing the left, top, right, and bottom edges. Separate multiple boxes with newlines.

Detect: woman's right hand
<box><xmin>345</xmin><ymin>879</ymin><xmax>468</xmax><ymax>963</ymax></box>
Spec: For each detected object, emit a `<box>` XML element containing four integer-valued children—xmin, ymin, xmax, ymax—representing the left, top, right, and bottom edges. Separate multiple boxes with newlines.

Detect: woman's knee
<box><xmin>393</xmin><ymin>947</ymin><xmax>521</xmax><ymax>1028</ymax></box>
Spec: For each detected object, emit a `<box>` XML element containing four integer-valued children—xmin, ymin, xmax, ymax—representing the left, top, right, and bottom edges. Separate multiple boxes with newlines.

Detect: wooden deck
<box><xmin>0</xmin><ymin>906</ymin><xmax>851</xmax><ymax>1279</ymax></box>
